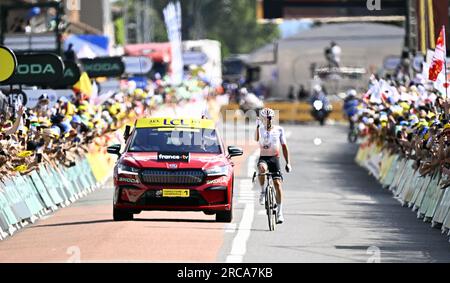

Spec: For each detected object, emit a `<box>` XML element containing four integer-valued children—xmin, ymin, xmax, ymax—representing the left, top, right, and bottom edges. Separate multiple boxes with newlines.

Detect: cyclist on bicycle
<box><xmin>255</xmin><ymin>108</ymin><xmax>292</xmax><ymax>224</ymax></box>
<box><xmin>343</xmin><ymin>89</ymin><xmax>360</xmax><ymax>131</ymax></box>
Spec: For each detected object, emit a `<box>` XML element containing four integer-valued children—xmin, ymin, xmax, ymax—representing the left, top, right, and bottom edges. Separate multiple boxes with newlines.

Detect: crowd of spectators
<box><xmin>0</xmin><ymin>74</ymin><xmax>224</xmax><ymax>183</ymax></box>
<box><xmin>351</xmin><ymin>71</ymin><xmax>450</xmax><ymax>189</ymax></box>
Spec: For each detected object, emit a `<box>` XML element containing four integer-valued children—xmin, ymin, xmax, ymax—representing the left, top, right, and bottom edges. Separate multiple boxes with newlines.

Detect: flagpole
<box><xmin>442</xmin><ymin>25</ymin><xmax>448</xmax><ymax>101</ymax></box>
<box><xmin>446</xmin><ymin>58</ymin><xmax>448</xmax><ymax>100</ymax></box>
<box><xmin>444</xmin><ymin>25</ymin><xmax>449</xmax><ymax>119</ymax></box>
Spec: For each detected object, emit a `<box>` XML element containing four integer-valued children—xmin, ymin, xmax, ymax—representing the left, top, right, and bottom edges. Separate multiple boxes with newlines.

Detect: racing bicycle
<box><xmin>253</xmin><ymin>172</ymin><xmax>278</xmax><ymax>231</ymax></box>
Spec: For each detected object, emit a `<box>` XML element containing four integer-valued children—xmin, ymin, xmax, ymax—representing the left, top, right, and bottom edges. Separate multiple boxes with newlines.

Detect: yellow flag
<box><xmin>14</xmin><ymin>165</ymin><xmax>28</xmax><ymax>173</ymax></box>
<box><xmin>17</xmin><ymin>151</ymin><xmax>33</xmax><ymax>158</ymax></box>
<box><xmin>74</xmin><ymin>72</ymin><xmax>92</xmax><ymax>98</ymax></box>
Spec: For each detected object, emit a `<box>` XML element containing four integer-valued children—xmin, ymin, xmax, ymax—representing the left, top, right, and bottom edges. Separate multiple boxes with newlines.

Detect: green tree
<box><xmin>201</xmin><ymin>0</ymin><xmax>279</xmax><ymax>57</ymax></box>
<box><xmin>114</xmin><ymin>17</ymin><xmax>125</xmax><ymax>45</ymax></box>
<box><xmin>113</xmin><ymin>0</ymin><xmax>279</xmax><ymax>57</ymax></box>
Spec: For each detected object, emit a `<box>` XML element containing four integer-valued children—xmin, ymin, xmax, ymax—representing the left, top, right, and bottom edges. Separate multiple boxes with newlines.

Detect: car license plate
<box><xmin>163</xmin><ymin>189</ymin><xmax>190</xmax><ymax>198</ymax></box>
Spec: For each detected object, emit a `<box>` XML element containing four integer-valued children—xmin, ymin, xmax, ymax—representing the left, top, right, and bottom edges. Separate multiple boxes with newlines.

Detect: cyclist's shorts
<box><xmin>258</xmin><ymin>156</ymin><xmax>283</xmax><ymax>180</ymax></box>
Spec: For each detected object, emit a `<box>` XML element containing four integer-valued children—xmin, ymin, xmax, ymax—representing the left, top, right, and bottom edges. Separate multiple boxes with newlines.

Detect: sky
<box><xmin>278</xmin><ymin>19</ymin><xmax>314</xmax><ymax>39</ymax></box>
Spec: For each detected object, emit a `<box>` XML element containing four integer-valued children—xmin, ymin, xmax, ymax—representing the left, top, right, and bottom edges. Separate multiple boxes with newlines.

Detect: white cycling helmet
<box><xmin>260</xmin><ymin>108</ymin><xmax>275</xmax><ymax>119</ymax></box>
<box><xmin>240</xmin><ymin>88</ymin><xmax>248</xmax><ymax>95</ymax></box>
<box><xmin>313</xmin><ymin>84</ymin><xmax>322</xmax><ymax>93</ymax></box>
<box><xmin>347</xmin><ymin>89</ymin><xmax>357</xmax><ymax>97</ymax></box>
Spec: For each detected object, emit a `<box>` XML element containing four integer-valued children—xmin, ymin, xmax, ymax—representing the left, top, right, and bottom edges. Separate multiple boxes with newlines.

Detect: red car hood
<box><xmin>121</xmin><ymin>152</ymin><xmax>228</xmax><ymax>170</ymax></box>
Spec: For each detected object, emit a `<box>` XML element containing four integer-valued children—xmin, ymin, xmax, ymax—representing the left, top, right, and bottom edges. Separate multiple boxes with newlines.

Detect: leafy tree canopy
<box><xmin>113</xmin><ymin>0</ymin><xmax>279</xmax><ymax>57</ymax></box>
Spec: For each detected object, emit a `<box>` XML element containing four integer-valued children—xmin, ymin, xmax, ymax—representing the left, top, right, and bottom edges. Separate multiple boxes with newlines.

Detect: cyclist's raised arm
<box><xmin>280</xmin><ymin>127</ymin><xmax>291</xmax><ymax>171</ymax></box>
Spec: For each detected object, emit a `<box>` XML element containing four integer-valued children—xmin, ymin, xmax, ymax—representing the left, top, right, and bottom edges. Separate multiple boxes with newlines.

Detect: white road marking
<box><xmin>237</xmin><ymin>201</ymin><xmax>255</xmax><ymax>205</ymax></box>
<box><xmin>224</xmin><ymin>223</ymin><xmax>237</xmax><ymax>233</ymax></box>
<box><xmin>247</xmin><ymin>150</ymin><xmax>260</xmax><ymax>178</ymax></box>
<box><xmin>226</xmin><ymin>150</ymin><xmax>259</xmax><ymax>263</ymax></box>
<box><xmin>226</xmin><ymin>193</ymin><xmax>255</xmax><ymax>263</ymax></box>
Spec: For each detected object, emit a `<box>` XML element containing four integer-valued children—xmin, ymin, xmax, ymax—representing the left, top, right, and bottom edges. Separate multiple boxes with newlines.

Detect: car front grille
<box><xmin>140</xmin><ymin>169</ymin><xmax>205</xmax><ymax>185</ymax></box>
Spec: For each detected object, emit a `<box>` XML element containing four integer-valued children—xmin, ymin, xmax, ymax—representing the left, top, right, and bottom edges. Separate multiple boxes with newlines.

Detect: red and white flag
<box><xmin>429</xmin><ymin>26</ymin><xmax>446</xmax><ymax>82</ymax></box>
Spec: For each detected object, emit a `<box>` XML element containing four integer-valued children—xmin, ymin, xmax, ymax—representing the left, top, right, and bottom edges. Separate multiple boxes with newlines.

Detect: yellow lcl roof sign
<box><xmin>136</xmin><ymin>118</ymin><xmax>215</xmax><ymax>130</ymax></box>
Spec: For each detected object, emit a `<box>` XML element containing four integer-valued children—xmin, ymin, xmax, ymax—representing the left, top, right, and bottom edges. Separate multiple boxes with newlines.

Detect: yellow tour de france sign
<box><xmin>0</xmin><ymin>45</ymin><xmax>17</xmax><ymax>83</ymax></box>
<box><xmin>136</xmin><ymin>118</ymin><xmax>215</xmax><ymax>130</ymax></box>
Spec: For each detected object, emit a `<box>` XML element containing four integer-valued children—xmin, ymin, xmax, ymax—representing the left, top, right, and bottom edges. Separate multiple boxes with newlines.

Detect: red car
<box><xmin>107</xmin><ymin>118</ymin><xmax>243</xmax><ymax>223</ymax></box>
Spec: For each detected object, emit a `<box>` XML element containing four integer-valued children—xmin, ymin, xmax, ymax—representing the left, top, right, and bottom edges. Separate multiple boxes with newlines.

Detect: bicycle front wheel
<box><xmin>266</xmin><ymin>186</ymin><xmax>276</xmax><ymax>231</ymax></box>
<box><xmin>348</xmin><ymin>131</ymin><xmax>357</xmax><ymax>143</ymax></box>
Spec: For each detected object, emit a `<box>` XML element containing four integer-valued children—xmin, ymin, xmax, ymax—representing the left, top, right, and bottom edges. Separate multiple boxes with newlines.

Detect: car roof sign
<box><xmin>135</xmin><ymin>118</ymin><xmax>215</xmax><ymax>130</ymax></box>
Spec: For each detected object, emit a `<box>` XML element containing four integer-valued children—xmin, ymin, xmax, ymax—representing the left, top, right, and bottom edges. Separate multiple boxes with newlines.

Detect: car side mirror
<box><xmin>107</xmin><ymin>144</ymin><xmax>121</xmax><ymax>157</ymax></box>
<box><xmin>228</xmin><ymin>146</ymin><xmax>243</xmax><ymax>158</ymax></box>
<box><xmin>124</xmin><ymin>125</ymin><xmax>132</xmax><ymax>141</ymax></box>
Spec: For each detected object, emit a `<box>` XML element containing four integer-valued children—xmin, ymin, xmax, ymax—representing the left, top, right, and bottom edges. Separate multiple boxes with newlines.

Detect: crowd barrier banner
<box><xmin>434</xmin><ymin>187</ymin><xmax>450</xmax><ymax>225</ymax></box>
<box><xmin>44</xmin><ymin>166</ymin><xmax>70</xmax><ymax>207</ymax></box>
<box><xmin>57</xmin><ymin>164</ymin><xmax>78</xmax><ymax>203</ymax></box>
<box><xmin>86</xmin><ymin>150</ymin><xmax>117</xmax><ymax>183</ymax></box>
<box><xmin>356</xmin><ymin>142</ymin><xmax>450</xmax><ymax>238</ymax></box>
<box><xmin>14</xmin><ymin>176</ymin><xmax>41</xmax><ymax>222</ymax></box>
<box><xmin>0</xmin><ymin>152</ymin><xmax>112</xmax><ymax>240</ymax></box>
<box><xmin>0</xmin><ymin>183</ymin><xmax>20</xmax><ymax>236</ymax></box>
<box><xmin>38</xmin><ymin>165</ymin><xmax>65</xmax><ymax>208</ymax></box>
<box><xmin>30</xmin><ymin>170</ymin><xmax>57</xmax><ymax>210</ymax></box>
<box><xmin>3</xmin><ymin>179</ymin><xmax>33</xmax><ymax>224</ymax></box>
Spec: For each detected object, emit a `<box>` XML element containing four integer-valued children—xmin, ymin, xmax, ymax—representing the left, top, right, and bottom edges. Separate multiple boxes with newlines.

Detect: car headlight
<box><xmin>205</xmin><ymin>165</ymin><xmax>229</xmax><ymax>177</ymax></box>
<box><xmin>118</xmin><ymin>163</ymin><xmax>140</xmax><ymax>175</ymax></box>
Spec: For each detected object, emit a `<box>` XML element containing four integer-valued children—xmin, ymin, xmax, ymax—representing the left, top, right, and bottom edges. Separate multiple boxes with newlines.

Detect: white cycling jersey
<box><xmin>258</xmin><ymin>124</ymin><xmax>287</xmax><ymax>157</ymax></box>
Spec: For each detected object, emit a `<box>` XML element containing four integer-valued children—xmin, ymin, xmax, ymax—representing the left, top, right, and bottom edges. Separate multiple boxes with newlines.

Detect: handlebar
<box><xmin>252</xmin><ymin>171</ymin><xmax>278</xmax><ymax>183</ymax></box>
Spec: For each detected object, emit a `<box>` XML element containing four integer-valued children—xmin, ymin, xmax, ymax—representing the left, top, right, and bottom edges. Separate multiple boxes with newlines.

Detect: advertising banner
<box><xmin>80</xmin><ymin>57</ymin><xmax>125</xmax><ymax>78</ymax></box>
<box><xmin>1</xmin><ymin>53</ymin><xmax>64</xmax><ymax>86</ymax></box>
<box><xmin>51</xmin><ymin>60</ymin><xmax>82</xmax><ymax>88</ymax></box>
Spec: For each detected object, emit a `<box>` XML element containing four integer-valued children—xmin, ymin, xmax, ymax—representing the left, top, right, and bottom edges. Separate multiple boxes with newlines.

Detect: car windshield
<box><xmin>128</xmin><ymin>128</ymin><xmax>222</xmax><ymax>154</ymax></box>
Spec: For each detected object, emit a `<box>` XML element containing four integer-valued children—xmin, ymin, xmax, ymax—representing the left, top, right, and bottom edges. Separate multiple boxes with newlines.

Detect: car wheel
<box><xmin>216</xmin><ymin>209</ymin><xmax>233</xmax><ymax>223</ymax></box>
<box><xmin>113</xmin><ymin>208</ymin><xmax>134</xmax><ymax>221</ymax></box>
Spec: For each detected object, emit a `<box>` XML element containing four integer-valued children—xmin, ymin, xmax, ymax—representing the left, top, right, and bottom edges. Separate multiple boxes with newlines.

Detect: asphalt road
<box><xmin>222</xmin><ymin>124</ymin><xmax>450</xmax><ymax>263</ymax></box>
<box><xmin>1</xmin><ymin>124</ymin><xmax>450</xmax><ymax>263</ymax></box>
